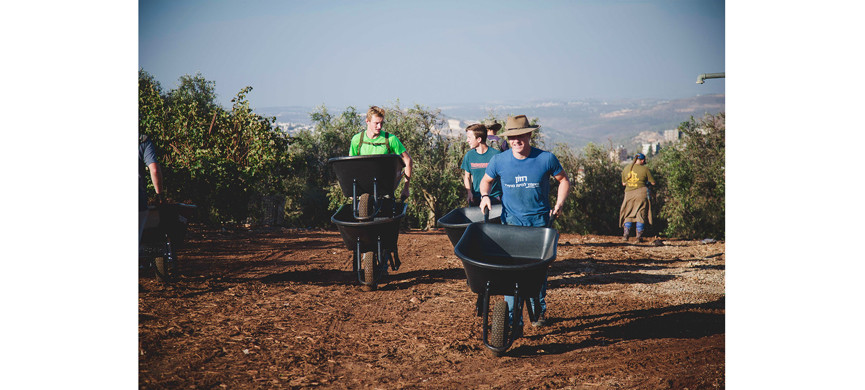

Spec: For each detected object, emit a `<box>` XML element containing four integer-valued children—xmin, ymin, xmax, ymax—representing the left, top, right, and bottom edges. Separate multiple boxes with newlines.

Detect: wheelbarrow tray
<box><xmin>328</xmin><ymin>155</ymin><xmax>405</xmax><ymax>198</ymax></box>
<box><xmin>140</xmin><ymin>203</ymin><xmax>196</xmax><ymax>249</ymax></box>
<box><xmin>331</xmin><ymin>202</ymin><xmax>407</xmax><ymax>252</ymax></box>
<box><xmin>436</xmin><ymin>204</ymin><xmax>503</xmax><ymax>247</ymax></box>
<box><xmin>454</xmin><ymin>222</ymin><xmax>558</xmax><ymax>297</ymax></box>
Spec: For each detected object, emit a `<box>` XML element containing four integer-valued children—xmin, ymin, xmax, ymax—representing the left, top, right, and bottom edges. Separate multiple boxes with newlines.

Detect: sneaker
<box><xmin>532</xmin><ymin>313</ymin><xmax>548</xmax><ymax>327</ymax></box>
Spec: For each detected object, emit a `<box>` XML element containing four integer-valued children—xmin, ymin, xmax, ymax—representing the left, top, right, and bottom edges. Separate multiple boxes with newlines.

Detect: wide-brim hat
<box><xmin>483</xmin><ymin>120</ymin><xmax>502</xmax><ymax>133</ymax></box>
<box><xmin>500</xmin><ymin>115</ymin><xmax>539</xmax><ymax>137</ymax></box>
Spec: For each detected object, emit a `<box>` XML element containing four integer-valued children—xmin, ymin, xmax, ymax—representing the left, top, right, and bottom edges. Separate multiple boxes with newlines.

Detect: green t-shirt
<box><xmin>622</xmin><ymin>164</ymin><xmax>655</xmax><ymax>192</ymax></box>
<box><xmin>349</xmin><ymin>131</ymin><xmax>407</xmax><ymax>156</ymax></box>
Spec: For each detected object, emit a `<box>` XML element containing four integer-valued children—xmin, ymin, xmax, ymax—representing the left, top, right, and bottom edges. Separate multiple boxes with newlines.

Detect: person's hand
<box><xmin>400</xmin><ymin>185</ymin><xmax>410</xmax><ymax>201</ymax></box>
<box><xmin>466</xmin><ymin>193</ymin><xmax>475</xmax><ymax>206</ymax></box>
<box><xmin>155</xmin><ymin>193</ymin><xmax>165</xmax><ymax>205</ymax></box>
<box><xmin>479</xmin><ymin>196</ymin><xmax>491</xmax><ymax>215</ymax></box>
<box><xmin>550</xmin><ymin>204</ymin><xmax>563</xmax><ymax>217</ymax></box>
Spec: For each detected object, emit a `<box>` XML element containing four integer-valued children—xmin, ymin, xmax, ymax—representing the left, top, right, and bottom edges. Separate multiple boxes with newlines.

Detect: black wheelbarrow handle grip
<box><xmin>548</xmin><ymin>213</ymin><xmax>557</xmax><ymax>228</ymax></box>
<box><xmin>483</xmin><ymin>206</ymin><xmax>490</xmax><ymax>223</ymax></box>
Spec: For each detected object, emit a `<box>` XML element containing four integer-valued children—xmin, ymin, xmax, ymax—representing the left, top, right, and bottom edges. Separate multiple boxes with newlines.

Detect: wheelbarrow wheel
<box><xmin>489</xmin><ymin>300</ymin><xmax>509</xmax><ymax>353</ymax></box>
<box><xmin>361</xmin><ymin>252</ymin><xmax>377</xmax><ymax>291</ymax></box>
<box><xmin>358</xmin><ymin>193</ymin><xmax>373</xmax><ymax>219</ymax></box>
<box><xmin>154</xmin><ymin>256</ymin><xmax>172</xmax><ymax>283</ymax></box>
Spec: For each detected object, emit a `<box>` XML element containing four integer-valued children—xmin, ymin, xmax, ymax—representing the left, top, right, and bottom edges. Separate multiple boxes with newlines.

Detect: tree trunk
<box><xmin>421</xmin><ymin>189</ymin><xmax>437</xmax><ymax>230</ymax></box>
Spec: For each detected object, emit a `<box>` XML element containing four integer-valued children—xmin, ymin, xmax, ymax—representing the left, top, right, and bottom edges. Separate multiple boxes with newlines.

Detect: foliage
<box><xmin>553</xmin><ymin>143</ymin><xmax>624</xmax><ymax>234</ymax></box>
<box><xmin>289</xmin><ymin>105</ymin><xmax>363</xmax><ymax>226</ymax></box>
<box><xmin>138</xmin><ymin>70</ymin><xmax>290</xmax><ymax>224</ymax></box>
<box><xmin>653</xmin><ymin>113</ymin><xmax>725</xmax><ymax>239</ymax></box>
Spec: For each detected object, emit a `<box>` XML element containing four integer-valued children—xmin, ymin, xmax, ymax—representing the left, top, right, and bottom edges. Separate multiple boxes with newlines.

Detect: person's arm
<box><xmin>478</xmin><ymin>174</ymin><xmax>494</xmax><ymax>212</ymax></box>
<box><xmin>463</xmin><ymin>170</ymin><xmax>474</xmax><ymax>205</ymax></box>
<box><xmin>148</xmin><ymin>162</ymin><xmax>164</xmax><ymax>202</ymax></box>
<box><xmin>399</xmin><ymin>151</ymin><xmax>413</xmax><ymax>199</ymax></box>
<box><xmin>551</xmin><ymin>171</ymin><xmax>570</xmax><ymax>217</ymax></box>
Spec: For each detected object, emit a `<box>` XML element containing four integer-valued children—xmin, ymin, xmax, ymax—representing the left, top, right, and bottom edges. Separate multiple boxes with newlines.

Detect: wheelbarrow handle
<box><xmin>547</xmin><ymin>213</ymin><xmax>557</xmax><ymax>228</ymax></box>
<box><xmin>482</xmin><ymin>205</ymin><xmax>490</xmax><ymax>223</ymax></box>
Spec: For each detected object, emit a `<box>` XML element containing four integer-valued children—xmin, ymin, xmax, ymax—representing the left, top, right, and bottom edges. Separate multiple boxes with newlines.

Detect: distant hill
<box><xmin>256</xmin><ymin>94</ymin><xmax>725</xmax><ymax>152</ymax></box>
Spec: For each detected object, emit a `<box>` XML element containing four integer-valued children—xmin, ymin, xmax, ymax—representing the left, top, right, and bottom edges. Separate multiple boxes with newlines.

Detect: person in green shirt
<box><xmin>619</xmin><ymin>153</ymin><xmax>656</xmax><ymax>242</ymax></box>
<box><xmin>349</xmin><ymin>106</ymin><xmax>414</xmax><ymax>200</ymax></box>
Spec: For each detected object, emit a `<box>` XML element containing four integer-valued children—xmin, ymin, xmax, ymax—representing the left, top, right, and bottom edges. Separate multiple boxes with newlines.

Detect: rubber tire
<box><xmin>154</xmin><ymin>257</ymin><xmax>171</xmax><ymax>283</ymax></box>
<box><xmin>358</xmin><ymin>193</ymin><xmax>373</xmax><ymax>219</ymax></box>
<box><xmin>361</xmin><ymin>252</ymin><xmax>376</xmax><ymax>291</ymax></box>
<box><xmin>490</xmin><ymin>300</ymin><xmax>509</xmax><ymax>352</ymax></box>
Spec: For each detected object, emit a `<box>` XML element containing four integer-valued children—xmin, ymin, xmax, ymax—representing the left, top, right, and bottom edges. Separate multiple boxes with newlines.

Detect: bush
<box><xmin>553</xmin><ymin>143</ymin><xmax>623</xmax><ymax>235</ymax></box>
<box><xmin>653</xmin><ymin>113</ymin><xmax>725</xmax><ymax>239</ymax></box>
<box><xmin>139</xmin><ymin>70</ymin><xmax>291</xmax><ymax>224</ymax></box>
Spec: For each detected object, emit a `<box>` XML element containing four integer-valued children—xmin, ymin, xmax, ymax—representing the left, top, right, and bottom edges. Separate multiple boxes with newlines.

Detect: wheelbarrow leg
<box><xmin>526</xmin><ymin>296</ymin><xmax>541</xmax><ymax>324</ymax></box>
<box><xmin>389</xmin><ymin>248</ymin><xmax>401</xmax><ymax>271</ymax></box>
<box><xmin>355</xmin><ymin>237</ymin><xmax>364</xmax><ymax>284</ymax></box>
<box><xmin>481</xmin><ymin>282</ymin><xmax>491</xmax><ymax>343</ymax></box>
<box><xmin>376</xmin><ymin>235</ymin><xmax>388</xmax><ymax>277</ymax></box>
<box><xmin>510</xmin><ymin>283</ymin><xmax>524</xmax><ymax>344</ymax></box>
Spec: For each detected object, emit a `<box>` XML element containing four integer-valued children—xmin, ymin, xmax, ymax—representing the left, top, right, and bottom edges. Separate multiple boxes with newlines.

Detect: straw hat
<box><xmin>500</xmin><ymin>115</ymin><xmax>539</xmax><ymax>137</ymax></box>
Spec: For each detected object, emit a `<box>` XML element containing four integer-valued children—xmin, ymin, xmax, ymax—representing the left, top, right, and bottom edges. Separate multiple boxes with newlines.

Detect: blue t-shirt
<box><xmin>485</xmin><ymin>148</ymin><xmax>563</xmax><ymax>227</ymax></box>
<box><xmin>460</xmin><ymin>148</ymin><xmax>502</xmax><ymax>198</ymax></box>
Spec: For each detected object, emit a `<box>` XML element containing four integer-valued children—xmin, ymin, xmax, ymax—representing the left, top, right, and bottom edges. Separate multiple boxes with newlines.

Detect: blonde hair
<box><xmin>367</xmin><ymin>106</ymin><xmax>386</xmax><ymax>121</ymax></box>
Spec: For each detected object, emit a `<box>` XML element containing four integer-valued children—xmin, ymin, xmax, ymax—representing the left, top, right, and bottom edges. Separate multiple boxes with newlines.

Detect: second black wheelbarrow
<box><xmin>454</xmin><ymin>221</ymin><xmax>558</xmax><ymax>356</ymax></box>
<box><xmin>436</xmin><ymin>203</ymin><xmax>503</xmax><ymax>247</ymax></box>
<box><xmin>332</xmin><ymin>201</ymin><xmax>407</xmax><ymax>291</ymax></box>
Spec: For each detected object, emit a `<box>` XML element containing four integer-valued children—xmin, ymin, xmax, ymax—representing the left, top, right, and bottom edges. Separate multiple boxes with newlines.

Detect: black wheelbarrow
<box><xmin>453</xmin><ymin>220</ymin><xmax>558</xmax><ymax>356</ymax></box>
<box><xmin>327</xmin><ymin>154</ymin><xmax>404</xmax><ymax>220</ymax></box>
<box><xmin>139</xmin><ymin>203</ymin><xmax>197</xmax><ymax>282</ymax></box>
<box><xmin>331</xmin><ymin>202</ymin><xmax>407</xmax><ymax>291</ymax></box>
<box><xmin>436</xmin><ymin>203</ymin><xmax>503</xmax><ymax>247</ymax></box>
<box><xmin>329</xmin><ymin>154</ymin><xmax>407</xmax><ymax>290</ymax></box>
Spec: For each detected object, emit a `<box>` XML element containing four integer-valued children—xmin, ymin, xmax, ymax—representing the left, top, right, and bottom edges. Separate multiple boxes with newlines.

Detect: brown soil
<box><xmin>139</xmin><ymin>225</ymin><xmax>725</xmax><ymax>389</ymax></box>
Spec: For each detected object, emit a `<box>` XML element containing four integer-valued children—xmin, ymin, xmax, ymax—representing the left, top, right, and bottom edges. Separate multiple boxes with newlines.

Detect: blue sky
<box><xmin>139</xmin><ymin>0</ymin><xmax>725</xmax><ymax>109</ymax></box>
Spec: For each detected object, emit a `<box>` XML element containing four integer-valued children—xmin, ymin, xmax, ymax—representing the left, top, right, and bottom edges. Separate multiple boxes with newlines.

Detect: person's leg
<box><xmin>504</xmin><ymin>294</ymin><xmax>523</xmax><ymax>328</ymax></box>
<box><xmin>636</xmin><ymin>222</ymin><xmax>645</xmax><ymax>242</ymax></box>
<box><xmin>531</xmin><ymin>277</ymin><xmax>548</xmax><ymax>326</ymax></box>
<box><xmin>623</xmin><ymin>222</ymin><xmax>632</xmax><ymax>241</ymax></box>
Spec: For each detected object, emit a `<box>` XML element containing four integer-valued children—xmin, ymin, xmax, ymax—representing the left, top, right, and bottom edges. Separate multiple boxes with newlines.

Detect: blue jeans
<box><xmin>501</xmin><ymin>212</ymin><xmax>549</xmax><ymax>327</ymax></box>
<box><xmin>624</xmin><ymin>221</ymin><xmax>645</xmax><ymax>233</ymax></box>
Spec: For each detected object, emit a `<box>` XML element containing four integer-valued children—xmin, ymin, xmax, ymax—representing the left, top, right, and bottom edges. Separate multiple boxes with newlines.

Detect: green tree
<box><xmin>290</xmin><ymin>105</ymin><xmax>363</xmax><ymax>227</ymax></box>
<box><xmin>138</xmin><ymin>70</ymin><xmax>292</xmax><ymax>224</ymax></box>
<box><xmin>553</xmin><ymin>142</ymin><xmax>623</xmax><ymax>234</ymax></box>
<box><xmin>653</xmin><ymin>113</ymin><xmax>725</xmax><ymax>239</ymax></box>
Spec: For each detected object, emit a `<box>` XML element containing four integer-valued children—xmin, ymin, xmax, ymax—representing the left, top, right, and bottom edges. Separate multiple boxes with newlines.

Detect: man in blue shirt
<box><xmin>479</xmin><ymin>114</ymin><xmax>571</xmax><ymax>331</ymax></box>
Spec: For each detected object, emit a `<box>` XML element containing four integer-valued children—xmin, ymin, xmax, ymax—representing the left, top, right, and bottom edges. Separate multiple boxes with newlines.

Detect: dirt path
<box><xmin>139</xmin><ymin>226</ymin><xmax>724</xmax><ymax>389</ymax></box>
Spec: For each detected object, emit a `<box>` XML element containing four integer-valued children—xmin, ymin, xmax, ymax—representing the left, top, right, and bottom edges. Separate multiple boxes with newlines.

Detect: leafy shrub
<box><xmin>653</xmin><ymin>113</ymin><xmax>725</xmax><ymax>239</ymax></box>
